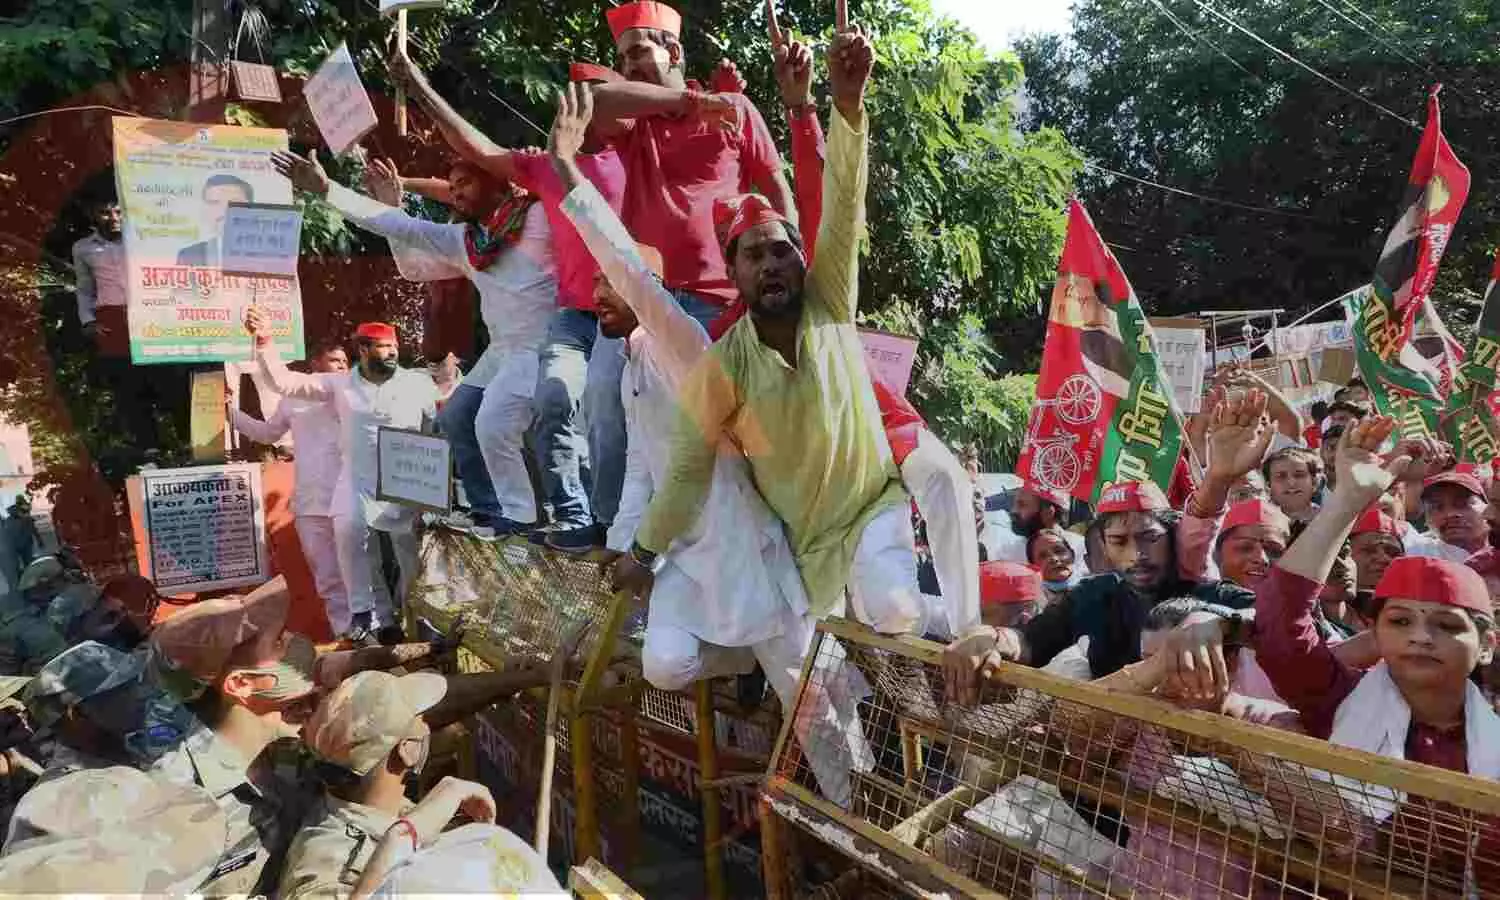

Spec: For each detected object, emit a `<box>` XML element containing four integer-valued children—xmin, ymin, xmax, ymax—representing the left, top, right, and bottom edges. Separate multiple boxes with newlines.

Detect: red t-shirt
<box><xmin>1302</xmin><ymin>422</ymin><xmax>1322</xmax><ymax>449</ymax></box>
<box><xmin>611</xmin><ymin>92</ymin><xmax>782</xmax><ymax>304</ymax></box>
<box><xmin>509</xmin><ymin>148</ymin><xmax>626</xmax><ymax>313</ymax></box>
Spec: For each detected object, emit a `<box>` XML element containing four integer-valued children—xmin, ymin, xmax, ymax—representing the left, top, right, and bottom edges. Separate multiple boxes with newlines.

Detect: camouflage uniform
<box><xmin>279</xmin><ymin>671</ymin><xmax>449</xmax><ymax>899</ymax></box>
<box><xmin>0</xmin><ymin>591</ymin><xmax>67</xmax><ymax>675</ymax></box>
<box><xmin>0</xmin><ymin>765</ymin><xmax>227</xmax><ymax>894</ymax></box>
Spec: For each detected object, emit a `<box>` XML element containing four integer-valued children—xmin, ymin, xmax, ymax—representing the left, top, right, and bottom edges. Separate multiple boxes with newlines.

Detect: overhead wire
<box><xmin>1147</xmin><ymin>0</ymin><xmax>1262</xmax><ymax>82</ymax></box>
<box><xmin>1084</xmin><ymin>162</ymin><xmax>1319</xmax><ymax>219</ymax></box>
<box><xmin>1306</xmin><ymin>0</ymin><xmax>1478</xmax><ymax>105</ymax></box>
<box><xmin>1185</xmin><ymin>0</ymin><xmax>1418</xmax><ymax>129</ymax></box>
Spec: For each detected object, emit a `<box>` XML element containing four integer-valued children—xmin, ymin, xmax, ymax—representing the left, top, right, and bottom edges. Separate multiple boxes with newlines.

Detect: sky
<box><xmin>927</xmin><ymin>0</ymin><xmax>1076</xmax><ymax>50</ymax></box>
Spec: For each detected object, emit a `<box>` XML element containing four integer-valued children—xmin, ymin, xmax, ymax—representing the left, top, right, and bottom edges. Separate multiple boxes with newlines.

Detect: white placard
<box><xmin>377</xmin><ymin>427</ymin><xmax>452</xmax><ymax>512</ymax></box>
<box><xmin>1151</xmin><ymin>326</ymin><xmax>1207</xmax><ymax>413</ymax></box>
<box><xmin>380</xmin><ymin>0</ymin><xmax>447</xmax><ymax>12</ymax></box>
<box><xmin>303</xmin><ymin>43</ymin><xmax>379</xmax><ymax>155</ymax></box>
<box><xmin>859</xmin><ymin>329</ymin><xmax>919</xmax><ymax>395</ymax></box>
<box><xmin>140</xmin><ymin>463</ymin><xmax>269</xmax><ymax>593</ymax></box>
<box><xmin>221</xmin><ymin>202</ymin><xmax>303</xmax><ymax>277</ymax></box>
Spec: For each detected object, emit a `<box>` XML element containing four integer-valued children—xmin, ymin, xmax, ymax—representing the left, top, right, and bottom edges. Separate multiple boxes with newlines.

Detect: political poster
<box><xmin>137</xmin><ymin>463</ymin><xmax>269</xmax><ymax>593</ymax></box>
<box><xmin>112</xmin><ymin>118</ymin><xmax>305</xmax><ymax>364</ymax></box>
<box><xmin>189</xmin><ymin>369</ymin><xmax>228</xmax><ymax>462</ymax></box>
<box><xmin>858</xmin><ymin>329</ymin><xmax>919</xmax><ymax>394</ymax></box>
<box><xmin>377</xmin><ymin>427</ymin><xmax>452</xmax><ymax>512</ymax></box>
<box><xmin>1148</xmin><ymin>320</ymin><xmax>1207</xmax><ymax>414</ymax></box>
<box><xmin>303</xmin><ymin>43</ymin><xmax>380</xmax><ymax>155</ymax></box>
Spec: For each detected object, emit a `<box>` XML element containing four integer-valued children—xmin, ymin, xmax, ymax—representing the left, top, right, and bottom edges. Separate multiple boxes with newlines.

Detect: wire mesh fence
<box><xmin>767</xmin><ymin>619</ymin><xmax>1500</xmax><ymax>899</ymax></box>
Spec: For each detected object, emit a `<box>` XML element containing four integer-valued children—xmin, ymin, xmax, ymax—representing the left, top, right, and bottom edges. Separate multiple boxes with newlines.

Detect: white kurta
<box><xmin>563</xmin><ymin>180</ymin><xmax>805</xmax><ymax>648</ymax></box>
<box><xmin>324</xmin><ymin>185</ymin><xmax>556</xmax><ymax>388</ymax></box>
<box><xmin>229</xmin><ymin>398</ymin><xmax>341</xmax><ymax>517</ymax></box>
<box><xmin>252</xmin><ymin>349</ymin><xmax>439</xmax><ymax>531</ymax></box>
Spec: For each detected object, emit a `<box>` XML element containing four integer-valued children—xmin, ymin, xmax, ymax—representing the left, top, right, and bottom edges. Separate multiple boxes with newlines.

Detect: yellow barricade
<box><xmin>764</xmin><ymin>618</ymin><xmax>1500</xmax><ymax>899</ymax></box>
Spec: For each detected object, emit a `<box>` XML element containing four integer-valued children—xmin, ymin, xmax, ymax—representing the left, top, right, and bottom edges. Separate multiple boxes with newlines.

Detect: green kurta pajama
<box><xmin>635</xmin><ymin>107</ymin><xmax>908</xmax><ymax>620</ymax></box>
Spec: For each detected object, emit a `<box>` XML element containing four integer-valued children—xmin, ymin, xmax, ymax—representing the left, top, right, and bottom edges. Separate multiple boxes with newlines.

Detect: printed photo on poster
<box><xmin>112</xmin><ymin>118</ymin><xmax>305</xmax><ymax>364</ymax></box>
<box><xmin>139</xmin><ymin>463</ymin><xmax>269</xmax><ymax>594</ymax></box>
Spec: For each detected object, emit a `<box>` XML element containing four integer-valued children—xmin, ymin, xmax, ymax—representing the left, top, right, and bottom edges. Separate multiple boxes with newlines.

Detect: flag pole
<box><xmin>395</xmin><ymin>10</ymin><xmax>408</xmax><ymax>136</ymax></box>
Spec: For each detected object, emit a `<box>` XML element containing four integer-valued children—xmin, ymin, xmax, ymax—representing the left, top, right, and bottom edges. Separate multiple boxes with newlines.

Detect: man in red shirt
<box><xmin>588</xmin><ymin>1</ymin><xmax>795</xmax><ymax>321</ymax></box>
<box><xmin>387</xmin><ymin>55</ymin><xmax>633</xmax><ymax>550</ymax></box>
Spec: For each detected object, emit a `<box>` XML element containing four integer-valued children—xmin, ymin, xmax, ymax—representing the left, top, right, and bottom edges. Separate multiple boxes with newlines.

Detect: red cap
<box><xmin>1023</xmin><ymin>481</ymin><xmax>1070</xmax><ymax>509</ymax></box>
<box><xmin>1373</xmin><ymin>556</ymin><xmax>1490</xmax><ymax>615</ymax></box>
<box><xmin>1352</xmin><ymin>506</ymin><xmax>1403</xmax><ymax>539</ymax></box>
<box><xmin>979</xmin><ymin>562</ymin><xmax>1045</xmax><ymax>607</ymax></box>
<box><xmin>1422</xmin><ymin>470</ymin><xmax>1487</xmax><ymax>502</ymax></box>
<box><xmin>606</xmin><ymin>1</ymin><xmax>682</xmax><ymax>40</ymax></box>
<box><xmin>1221</xmin><ymin>499</ymin><xmax>1290</xmax><ymax>537</ymax></box>
<box><xmin>712</xmin><ymin>194</ymin><xmax>788</xmax><ymax>251</ymax></box>
<box><xmin>570</xmin><ymin>62</ymin><xmax>622</xmax><ymax>84</ymax></box>
<box><xmin>1096</xmin><ymin>481</ymin><xmax>1170</xmax><ymax>515</ymax></box>
<box><xmin>354</xmin><ymin>322</ymin><xmax>397</xmax><ymax>342</ymax></box>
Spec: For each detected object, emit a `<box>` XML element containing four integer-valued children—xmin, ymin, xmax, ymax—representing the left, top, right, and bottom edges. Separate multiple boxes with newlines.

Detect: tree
<box><xmin>1016</xmin><ymin>0</ymin><xmax>1499</xmax><ymax>337</ymax></box>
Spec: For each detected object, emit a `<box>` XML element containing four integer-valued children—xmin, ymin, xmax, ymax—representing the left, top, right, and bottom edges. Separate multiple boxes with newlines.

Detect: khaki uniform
<box><xmin>278</xmin><ymin>796</ymin><xmax>404</xmax><ymax>900</ymax></box>
<box><xmin>0</xmin><ymin>593</ymin><xmax>66</xmax><ymax>675</ymax></box>
<box><xmin>153</xmin><ymin>727</ymin><xmax>311</xmax><ymax>898</ymax></box>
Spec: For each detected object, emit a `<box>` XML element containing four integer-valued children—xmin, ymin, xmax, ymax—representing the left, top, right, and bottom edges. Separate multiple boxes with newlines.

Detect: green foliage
<box><xmin>1016</xmin><ymin>0</ymin><xmax>1499</xmax><ymax>331</ymax></box>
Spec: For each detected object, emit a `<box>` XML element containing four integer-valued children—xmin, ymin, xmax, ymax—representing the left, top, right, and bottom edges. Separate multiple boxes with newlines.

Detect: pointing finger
<box><xmin>835</xmin><ymin>0</ymin><xmax>849</xmax><ymax>33</ymax></box>
<box><xmin>767</xmin><ymin>0</ymin><xmax>784</xmax><ymax>48</ymax></box>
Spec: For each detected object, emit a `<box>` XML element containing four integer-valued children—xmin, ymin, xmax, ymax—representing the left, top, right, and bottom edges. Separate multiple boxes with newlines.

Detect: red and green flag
<box><xmin>1019</xmin><ymin>198</ymin><xmax>1184</xmax><ymax>504</ymax></box>
<box><xmin>1351</xmin><ymin>86</ymin><xmax>1478</xmax><ymax>452</ymax></box>
<box><xmin>1443</xmin><ymin>250</ymin><xmax>1500</xmax><ymax>462</ymax></box>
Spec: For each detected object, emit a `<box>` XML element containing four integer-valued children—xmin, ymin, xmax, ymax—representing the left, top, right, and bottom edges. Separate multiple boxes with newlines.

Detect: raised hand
<box><xmin>548</xmin><ymin>82</ymin><xmax>594</xmax><ymax>165</ymax></box>
<box><xmin>827</xmin><ymin>0</ymin><xmax>873</xmax><ymax>120</ymax></box>
<box><xmin>768</xmin><ymin>0</ymin><xmax>814</xmax><ymax>108</ymax></box>
<box><xmin>1386</xmin><ymin>435</ymin><xmax>1453</xmax><ymax>483</ymax></box>
<box><xmin>365</xmin><ymin>158</ymin><xmax>403</xmax><ymax>206</ymax></box>
<box><xmin>708</xmin><ymin>57</ymin><xmax>747</xmax><ymax>95</ymax></box>
<box><xmin>243</xmin><ymin>304</ymin><xmax>267</xmax><ymax>342</ymax></box>
<box><xmin>1206</xmin><ymin>388</ymin><xmax>1273</xmax><ymax>482</ymax></box>
<box><xmin>270</xmin><ymin>149</ymin><xmax>330</xmax><ymax>196</ymax></box>
<box><xmin>1332</xmin><ymin>416</ymin><xmax>1414</xmax><ymax>506</ymax></box>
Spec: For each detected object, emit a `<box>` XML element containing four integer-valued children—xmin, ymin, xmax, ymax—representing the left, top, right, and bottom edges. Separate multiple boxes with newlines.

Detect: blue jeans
<box><xmin>535</xmin><ymin>309</ymin><xmax>625</xmax><ymax>530</ymax></box>
<box><xmin>534</xmin><ymin>294</ymin><xmax>722</xmax><ymax>530</ymax></box>
<box><xmin>437</xmin><ymin>384</ymin><xmax>500</xmax><ymax>520</ymax></box>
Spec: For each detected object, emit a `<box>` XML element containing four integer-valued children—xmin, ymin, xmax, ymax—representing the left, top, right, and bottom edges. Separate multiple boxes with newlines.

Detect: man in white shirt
<box><xmin>995</xmin><ymin>483</ymin><xmax>1088</xmax><ymax>574</ymax></box>
<box><xmin>272</xmin><ymin>150</ymin><xmax>556</xmax><ymax>543</ymax></box>
<box><xmin>245</xmin><ymin>310</ymin><xmax>439</xmax><ymax>641</ymax></box>
<box><xmin>227</xmin><ymin>341</ymin><xmax>353</xmax><ymax>637</ymax></box>
<box><xmin>1407</xmin><ymin>470</ymin><xmax>1491</xmax><ymax>563</ymax></box>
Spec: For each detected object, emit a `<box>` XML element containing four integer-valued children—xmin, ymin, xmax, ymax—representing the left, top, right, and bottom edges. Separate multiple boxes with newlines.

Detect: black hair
<box><xmin>1310</xmin><ymin>400</ymin><xmax>1329</xmax><ymax>421</ymax></box>
<box><xmin>202</xmin><ymin>173</ymin><xmax>255</xmax><ymax>201</ymax></box>
<box><xmin>1144</xmin><ymin>597</ymin><xmax>1215</xmax><ymax>632</ymax></box>
<box><xmin>1261</xmin><ymin>445</ymin><xmax>1322</xmax><ymax>482</ymax></box>
<box><xmin>1345</xmin><ymin>377</ymin><xmax>1367</xmax><ymax>389</ymax></box>
<box><xmin>1326</xmin><ymin>400</ymin><xmax>1370</xmax><ymax>419</ymax></box>
<box><xmin>85</xmin><ymin>194</ymin><xmax>119</xmax><ymax>212</ymax></box>
<box><xmin>724</xmin><ymin>217</ymin><xmax>805</xmax><ymax>267</ymax></box>
<box><xmin>1098</xmin><ymin>508</ymin><xmax>1182</xmax><ymax>575</ymax></box>
<box><xmin>1026</xmin><ymin>526</ymin><xmax>1076</xmax><ymax>566</ymax></box>
<box><xmin>1323</xmin><ymin>423</ymin><xmax>1345</xmax><ymax>445</ymax></box>
<box><xmin>310</xmin><ymin>339</ymin><xmax>346</xmax><ymax>359</ymax></box>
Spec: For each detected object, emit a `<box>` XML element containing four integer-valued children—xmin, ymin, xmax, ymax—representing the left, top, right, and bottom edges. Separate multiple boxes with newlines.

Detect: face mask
<box><xmin>400</xmin><ymin>733</ymin><xmax>432</xmax><ymax>785</ymax></box>
<box><xmin>238</xmin><ymin>634</ymin><xmax>318</xmax><ymax>703</ymax></box>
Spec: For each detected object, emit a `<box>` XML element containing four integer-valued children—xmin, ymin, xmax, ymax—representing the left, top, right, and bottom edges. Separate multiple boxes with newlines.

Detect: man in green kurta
<box><xmin>613</xmin><ymin>15</ymin><xmax>931</xmax><ymax>637</ymax></box>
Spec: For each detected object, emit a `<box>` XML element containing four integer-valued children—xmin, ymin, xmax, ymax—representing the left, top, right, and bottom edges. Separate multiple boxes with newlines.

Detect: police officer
<box><xmin>279</xmin><ymin>669</ymin><xmax>449</xmax><ymax>899</ymax></box>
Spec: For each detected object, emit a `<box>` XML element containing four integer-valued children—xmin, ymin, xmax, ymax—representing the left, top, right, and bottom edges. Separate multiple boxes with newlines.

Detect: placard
<box><xmin>1149</xmin><ymin>324</ymin><xmax>1207</xmax><ymax>413</ymax></box>
<box><xmin>380</xmin><ymin>0</ymin><xmax>447</xmax><ymax>11</ymax></box>
<box><xmin>221</xmin><ymin>202</ymin><xmax>303</xmax><ymax>277</ymax></box>
<box><xmin>303</xmin><ymin>43</ymin><xmax>379</xmax><ymax>155</ymax></box>
<box><xmin>859</xmin><ymin>329</ymin><xmax>919</xmax><ymax>395</ymax></box>
<box><xmin>231</xmin><ymin>61</ymin><xmax>283</xmax><ymax>103</ymax></box>
<box><xmin>112</xmin><ymin>117</ymin><xmax>305</xmax><ymax>364</ymax></box>
<box><xmin>377</xmin><ymin>427</ymin><xmax>452</xmax><ymax>512</ymax></box>
<box><xmin>190</xmin><ymin>370</ymin><xmax>228</xmax><ymax>462</ymax></box>
<box><xmin>139</xmin><ymin>464</ymin><xmax>269</xmax><ymax>593</ymax></box>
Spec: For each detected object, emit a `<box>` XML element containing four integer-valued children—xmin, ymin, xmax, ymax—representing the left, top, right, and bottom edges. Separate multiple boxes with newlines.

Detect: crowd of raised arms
<box><xmin>2</xmin><ymin>0</ymin><xmax>1498</xmax><ymax>895</ymax></box>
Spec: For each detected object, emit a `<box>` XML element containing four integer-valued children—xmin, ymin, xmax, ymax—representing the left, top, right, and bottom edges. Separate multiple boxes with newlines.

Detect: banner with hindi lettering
<box><xmin>1444</xmin><ymin>250</ymin><xmax>1500</xmax><ymax>463</ymax></box>
<box><xmin>112</xmin><ymin>118</ymin><xmax>305</xmax><ymax>364</ymax></box>
<box><xmin>1018</xmin><ymin>199</ymin><xmax>1184</xmax><ymax>503</ymax></box>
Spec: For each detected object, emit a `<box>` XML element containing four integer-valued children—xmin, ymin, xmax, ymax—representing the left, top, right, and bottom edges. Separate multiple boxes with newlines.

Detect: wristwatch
<box><xmin>628</xmin><ymin>541</ymin><xmax>658</xmax><ymax>570</ymax></box>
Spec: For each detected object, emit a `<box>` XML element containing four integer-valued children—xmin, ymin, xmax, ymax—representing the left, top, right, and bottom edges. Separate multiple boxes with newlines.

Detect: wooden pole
<box><xmin>395</xmin><ymin>10</ymin><xmax>409</xmax><ymax>136</ymax></box>
<box><xmin>694</xmin><ymin>681</ymin><xmax>727</xmax><ymax>900</ymax></box>
<box><xmin>534</xmin><ymin>643</ymin><xmax>568</xmax><ymax>856</ymax></box>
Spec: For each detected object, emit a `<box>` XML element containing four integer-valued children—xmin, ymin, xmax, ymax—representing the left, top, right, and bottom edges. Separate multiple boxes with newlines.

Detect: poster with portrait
<box><xmin>112</xmin><ymin>117</ymin><xmax>306</xmax><ymax>364</ymax></box>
